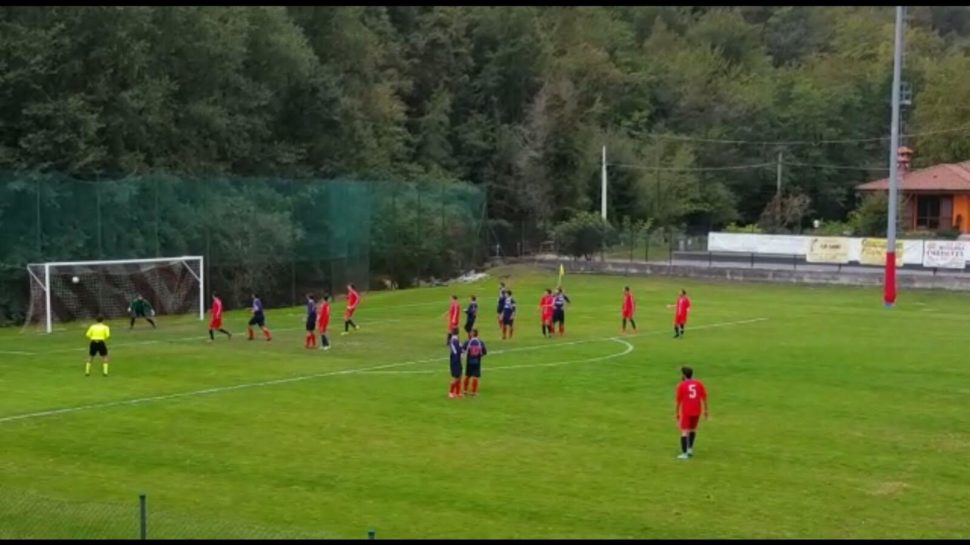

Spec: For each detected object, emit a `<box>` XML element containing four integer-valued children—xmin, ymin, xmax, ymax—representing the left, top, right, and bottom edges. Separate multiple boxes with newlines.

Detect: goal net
<box><xmin>23</xmin><ymin>256</ymin><xmax>204</xmax><ymax>334</ymax></box>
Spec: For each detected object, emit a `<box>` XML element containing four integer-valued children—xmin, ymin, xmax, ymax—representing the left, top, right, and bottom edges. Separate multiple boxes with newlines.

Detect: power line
<box><xmin>640</xmin><ymin>123</ymin><xmax>970</xmax><ymax>146</ymax></box>
<box><xmin>782</xmin><ymin>161</ymin><xmax>890</xmax><ymax>171</ymax></box>
<box><xmin>609</xmin><ymin>161</ymin><xmax>891</xmax><ymax>173</ymax></box>
<box><xmin>608</xmin><ymin>162</ymin><xmax>775</xmax><ymax>172</ymax></box>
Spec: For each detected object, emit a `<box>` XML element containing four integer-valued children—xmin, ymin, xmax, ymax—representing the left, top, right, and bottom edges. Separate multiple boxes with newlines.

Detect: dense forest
<box><xmin>3</xmin><ymin>6</ymin><xmax>970</xmax><ymax>239</ymax></box>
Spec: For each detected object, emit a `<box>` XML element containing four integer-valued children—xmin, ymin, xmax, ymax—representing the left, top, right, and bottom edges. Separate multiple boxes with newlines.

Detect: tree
<box><xmin>757</xmin><ymin>192</ymin><xmax>812</xmax><ymax>233</ymax></box>
<box><xmin>552</xmin><ymin>211</ymin><xmax>617</xmax><ymax>260</ymax></box>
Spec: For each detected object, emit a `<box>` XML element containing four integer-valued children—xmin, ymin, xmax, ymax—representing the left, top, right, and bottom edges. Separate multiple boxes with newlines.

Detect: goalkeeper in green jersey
<box><xmin>128</xmin><ymin>294</ymin><xmax>157</xmax><ymax>329</ymax></box>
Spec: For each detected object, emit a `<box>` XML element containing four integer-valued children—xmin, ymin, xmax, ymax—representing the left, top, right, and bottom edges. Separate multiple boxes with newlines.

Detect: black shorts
<box><xmin>450</xmin><ymin>359</ymin><xmax>463</xmax><ymax>379</ymax></box>
<box><xmin>132</xmin><ymin>310</ymin><xmax>146</xmax><ymax>318</ymax></box>
<box><xmin>553</xmin><ymin>309</ymin><xmax>565</xmax><ymax>324</ymax></box>
<box><xmin>465</xmin><ymin>361</ymin><xmax>481</xmax><ymax>378</ymax></box>
<box><xmin>89</xmin><ymin>341</ymin><xmax>108</xmax><ymax>357</ymax></box>
<box><xmin>502</xmin><ymin>315</ymin><xmax>514</xmax><ymax>326</ymax></box>
<box><xmin>463</xmin><ymin>319</ymin><xmax>476</xmax><ymax>334</ymax></box>
<box><xmin>306</xmin><ymin>316</ymin><xmax>316</xmax><ymax>332</ymax></box>
<box><xmin>249</xmin><ymin>313</ymin><xmax>266</xmax><ymax>327</ymax></box>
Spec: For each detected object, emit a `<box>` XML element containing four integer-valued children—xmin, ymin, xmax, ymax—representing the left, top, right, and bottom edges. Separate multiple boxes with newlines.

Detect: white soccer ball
<box><xmin>71</xmin><ymin>276</ymin><xmax>80</xmax><ymax>284</ymax></box>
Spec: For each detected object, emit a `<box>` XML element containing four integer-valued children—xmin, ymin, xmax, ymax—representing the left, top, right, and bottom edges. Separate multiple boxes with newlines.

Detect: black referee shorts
<box><xmin>89</xmin><ymin>341</ymin><xmax>108</xmax><ymax>357</ymax></box>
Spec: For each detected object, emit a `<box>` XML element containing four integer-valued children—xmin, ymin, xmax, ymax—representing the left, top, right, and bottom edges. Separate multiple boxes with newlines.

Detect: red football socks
<box><xmin>247</xmin><ymin>327</ymin><xmax>254</xmax><ymax>340</ymax></box>
<box><xmin>264</xmin><ymin>328</ymin><xmax>272</xmax><ymax>341</ymax></box>
<box><xmin>471</xmin><ymin>378</ymin><xmax>479</xmax><ymax>394</ymax></box>
<box><xmin>463</xmin><ymin>376</ymin><xmax>470</xmax><ymax>392</ymax></box>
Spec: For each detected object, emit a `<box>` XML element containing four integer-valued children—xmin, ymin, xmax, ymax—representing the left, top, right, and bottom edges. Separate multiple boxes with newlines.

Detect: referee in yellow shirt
<box><xmin>85</xmin><ymin>316</ymin><xmax>111</xmax><ymax>377</ymax></box>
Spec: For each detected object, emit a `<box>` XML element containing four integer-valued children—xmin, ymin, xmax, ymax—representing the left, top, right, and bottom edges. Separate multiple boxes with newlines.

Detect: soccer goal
<box><xmin>24</xmin><ymin>256</ymin><xmax>204</xmax><ymax>334</ymax></box>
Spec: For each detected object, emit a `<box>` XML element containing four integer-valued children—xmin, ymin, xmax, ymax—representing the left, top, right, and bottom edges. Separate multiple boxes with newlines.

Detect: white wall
<box><xmin>707</xmin><ymin>232</ymin><xmax>941</xmax><ymax>266</ymax></box>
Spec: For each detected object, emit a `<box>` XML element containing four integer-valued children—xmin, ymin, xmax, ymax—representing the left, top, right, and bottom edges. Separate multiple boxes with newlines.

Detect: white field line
<box><xmin>0</xmin><ymin>318</ymin><xmax>765</xmax><ymax>425</ymax></box>
<box><xmin>0</xmin><ymin>349</ymin><xmax>36</xmax><ymax>356</ymax></box>
<box><xmin>32</xmin><ymin>319</ymin><xmax>404</xmax><ymax>356</ymax></box>
<box><xmin>359</xmin><ymin>337</ymin><xmax>635</xmax><ymax>375</ymax></box>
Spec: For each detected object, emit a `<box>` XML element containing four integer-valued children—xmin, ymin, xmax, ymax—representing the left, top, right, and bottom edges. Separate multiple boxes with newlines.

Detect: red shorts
<box><xmin>542</xmin><ymin>312</ymin><xmax>553</xmax><ymax>324</ymax></box>
<box><xmin>679</xmin><ymin>414</ymin><xmax>700</xmax><ymax>431</ymax></box>
<box><xmin>209</xmin><ymin>317</ymin><xmax>222</xmax><ymax>329</ymax></box>
<box><xmin>344</xmin><ymin>309</ymin><xmax>356</xmax><ymax>320</ymax></box>
<box><xmin>675</xmin><ymin>315</ymin><xmax>687</xmax><ymax>326</ymax></box>
<box><xmin>317</xmin><ymin>324</ymin><xmax>328</xmax><ymax>334</ymax></box>
<box><xmin>622</xmin><ymin>311</ymin><xmax>634</xmax><ymax>319</ymax></box>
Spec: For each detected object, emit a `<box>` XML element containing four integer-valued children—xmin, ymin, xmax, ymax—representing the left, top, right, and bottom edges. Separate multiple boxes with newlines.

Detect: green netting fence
<box><xmin>0</xmin><ymin>174</ymin><xmax>486</xmax><ymax>325</ymax></box>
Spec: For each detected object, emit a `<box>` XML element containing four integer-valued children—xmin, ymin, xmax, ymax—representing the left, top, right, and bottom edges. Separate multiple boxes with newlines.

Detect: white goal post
<box><xmin>24</xmin><ymin>256</ymin><xmax>204</xmax><ymax>334</ymax></box>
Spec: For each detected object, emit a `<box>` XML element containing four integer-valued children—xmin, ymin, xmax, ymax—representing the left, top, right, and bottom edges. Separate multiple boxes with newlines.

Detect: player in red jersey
<box><xmin>675</xmin><ymin>366</ymin><xmax>708</xmax><ymax>459</ymax></box>
<box><xmin>667</xmin><ymin>289</ymin><xmax>691</xmax><ymax>338</ymax></box>
<box><xmin>621</xmin><ymin>286</ymin><xmax>637</xmax><ymax>334</ymax></box>
<box><xmin>539</xmin><ymin>289</ymin><xmax>554</xmax><ymax>337</ymax></box>
<box><xmin>207</xmin><ymin>293</ymin><xmax>232</xmax><ymax>341</ymax></box>
<box><xmin>445</xmin><ymin>295</ymin><xmax>461</xmax><ymax>343</ymax></box>
<box><xmin>317</xmin><ymin>294</ymin><xmax>332</xmax><ymax>350</ymax></box>
<box><xmin>342</xmin><ymin>284</ymin><xmax>360</xmax><ymax>336</ymax></box>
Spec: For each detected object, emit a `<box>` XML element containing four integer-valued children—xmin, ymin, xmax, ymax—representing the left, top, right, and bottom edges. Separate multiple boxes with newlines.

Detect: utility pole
<box><xmin>601</xmin><ymin>145</ymin><xmax>607</xmax><ymax>221</ymax></box>
<box><xmin>885</xmin><ymin>5</ymin><xmax>905</xmax><ymax>308</ymax></box>
<box><xmin>776</xmin><ymin>149</ymin><xmax>783</xmax><ymax>197</ymax></box>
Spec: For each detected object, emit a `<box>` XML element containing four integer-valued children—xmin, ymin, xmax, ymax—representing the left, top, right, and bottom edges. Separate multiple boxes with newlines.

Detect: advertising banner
<box><xmin>923</xmin><ymin>240</ymin><xmax>967</xmax><ymax>269</ymax></box>
<box><xmin>860</xmin><ymin>238</ymin><xmax>904</xmax><ymax>267</ymax></box>
<box><xmin>806</xmin><ymin>237</ymin><xmax>850</xmax><ymax>264</ymax></box>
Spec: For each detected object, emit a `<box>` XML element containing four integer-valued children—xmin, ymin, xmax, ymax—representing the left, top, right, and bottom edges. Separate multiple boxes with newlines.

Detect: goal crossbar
<box><xmin>26</xmin><ymin>256</ymin><xmax>204</xmax><ymax>268</ymax></box>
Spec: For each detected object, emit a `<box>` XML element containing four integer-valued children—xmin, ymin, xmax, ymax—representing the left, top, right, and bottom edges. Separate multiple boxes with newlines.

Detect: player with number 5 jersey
<box><xmin>675</xmin><ymin>366</ymin><xmax>708</xmax><ymax>459</ymax></box>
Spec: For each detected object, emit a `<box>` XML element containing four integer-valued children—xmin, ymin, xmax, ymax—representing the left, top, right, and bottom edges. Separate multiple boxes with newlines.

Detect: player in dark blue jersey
<box><xmin>448</xmin><ymin>332</ymin><xmax>464</xmax><ymax>398</ymax></box>
<box><xmin>501</xmin><ymin>290</ymin><xmax>517</xmax><ymax>340</ymax></box>
<box><xmin>552</xmin><ymin>287</ymin><xmax>571</xmax><ymax>336</ymax></box>
<box><xmin>464</xmin><ymin>295</ymin><xmax>478</xmax><ymax>339</ymax></box>
<box><xmin>247</xmin><ymin>293</ymin><xmax>272</xmax><ymax>341</ymax></box>
<box><xmin>462</xmin><ymin>329</ymin><xmax>488</xmax><ymax>396</ymax></box>
<box><xmin>304</xmin><ymin>294</ymin><xmax>317</xmax><ymax>349</ymax></box>
<box><xmin>496</xmin><ymin>282</ymin><xmax>507</xmax><ymax>329</ymax></box>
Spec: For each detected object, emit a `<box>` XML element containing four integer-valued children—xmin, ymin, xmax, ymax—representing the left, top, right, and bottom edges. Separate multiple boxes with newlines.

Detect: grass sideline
<box><xmin>0</xmin><ymin>264</ymin><xmax>968</xmax><ymax>538</ymax></box>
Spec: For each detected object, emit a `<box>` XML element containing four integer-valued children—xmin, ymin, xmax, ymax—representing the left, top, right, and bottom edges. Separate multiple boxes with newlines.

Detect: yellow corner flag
<box><xmin>558</xmin><ymin>263</ymin><xmax>565</xmax><ymax>286</ymax></box>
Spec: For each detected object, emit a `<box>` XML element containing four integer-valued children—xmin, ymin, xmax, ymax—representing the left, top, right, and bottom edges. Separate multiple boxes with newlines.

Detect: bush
<box><xmin>552</xmin><ymin>212</ymin><xmax>617</xmax><ymax>260</ymax></box>
<box><xmin>724</xmin><ymin>222</ymin><xmax>763</xmax><ymax>233</ymax></box>
<box><xmin>812</xmin><ymin>220</ymin><xmax>854</xmax><ymax>236</ymax></box>
<box><xmin>847</xmin><ymin>193</ymin><xmax>894</xmax><ymax>237</ymax></box>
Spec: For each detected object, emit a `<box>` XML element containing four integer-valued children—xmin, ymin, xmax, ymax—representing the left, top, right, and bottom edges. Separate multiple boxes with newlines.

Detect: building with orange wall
<box><xmin>856</xmin><ymin>149</ymin><xmax>970</xmax><ymax>233</ymax></box>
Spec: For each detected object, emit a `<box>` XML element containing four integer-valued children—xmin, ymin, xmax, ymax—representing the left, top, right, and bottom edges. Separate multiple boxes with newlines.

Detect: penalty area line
<box><xmin>360</xmin><ymin>337</ymin><xmax>635</xmax><ymax>375</ymax></box>
<box><xmin>0</xmin><ymin>317</ymin><xmax>765</xmax><ymax>425</ymax></box>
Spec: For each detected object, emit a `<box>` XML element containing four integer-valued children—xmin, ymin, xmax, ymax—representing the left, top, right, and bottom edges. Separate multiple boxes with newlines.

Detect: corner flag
<box><xmin>558</xmin><ymin>263</ymin><xmax>565</xmax><ymax>286</ymax></box>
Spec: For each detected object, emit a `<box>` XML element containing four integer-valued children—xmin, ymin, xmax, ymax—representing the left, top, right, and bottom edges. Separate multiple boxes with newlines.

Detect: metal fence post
<box><xmin>139</xmin><ymin>494</ymin><xmax>147</xmax><ymax>540</ymax></box>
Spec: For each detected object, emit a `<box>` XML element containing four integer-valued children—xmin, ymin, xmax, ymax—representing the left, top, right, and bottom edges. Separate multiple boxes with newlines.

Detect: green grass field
<box><xmin>1</xmin><ymin>265</ymin><xmax>969</xmax><ymax>539</ymax></box>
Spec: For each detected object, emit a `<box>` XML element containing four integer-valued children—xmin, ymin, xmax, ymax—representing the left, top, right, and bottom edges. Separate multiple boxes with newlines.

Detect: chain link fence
<box><xmin>0</xmin><ymin>174</ymin><xmax>486</xmax><ymax>325</ymax></box>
